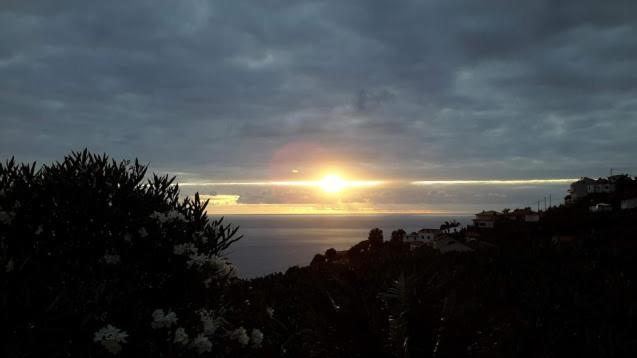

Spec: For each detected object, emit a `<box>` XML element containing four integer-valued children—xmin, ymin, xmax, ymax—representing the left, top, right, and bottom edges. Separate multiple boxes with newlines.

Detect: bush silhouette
<box><xmin>0</xmin><ymin>150</ymin><xmax>250</xmax><ymax>356</ymax></box>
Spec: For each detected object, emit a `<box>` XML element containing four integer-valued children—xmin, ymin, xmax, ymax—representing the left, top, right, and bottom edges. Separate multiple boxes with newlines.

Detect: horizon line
<box><xmin>176</xmin><ymin>178</ymin><xmax>577</xmax><ymax>187</ymax></box>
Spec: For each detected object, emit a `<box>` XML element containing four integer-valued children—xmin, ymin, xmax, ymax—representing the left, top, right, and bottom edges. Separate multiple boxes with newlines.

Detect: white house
<box><xmin>417</xmin><ymin>228</ymin><xmax>440</xmax><ymax>241</ymax></box>
<box><xmin>405</xmin><ymin>232</ymin><xmax>418</xmax><ymax>241</ymax></box>
<box><xmin>569</xmin><ymin>177</ymin><xmax>616</xmax><ymax>200</ymax></box>
<box><xmin>473</xmin><ymin>211</ymin><xmax>499</xmax><ymax>228</ymax></box>
<box><xmin>405</xmin><ymin>228</ymin><xmax>440</xmax><ymax>243</ymax></box>
<box><xmin>569</xmin><ymin>177</ymin><xmax>597</xmax><ymax>200</ymax></box>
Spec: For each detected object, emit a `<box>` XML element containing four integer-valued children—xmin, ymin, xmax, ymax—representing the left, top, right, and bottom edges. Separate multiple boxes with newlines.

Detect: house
<box><xmin>417</xmin><ymin>228</ymin><xmax>440</xmax><ymax>241</ymax></box>
<box><xmin>473</xmin><ymin>210</ymin><xmax>499</xmax><ymax>228</ymax></box>
<box><xmin>594</xmin><ymin>179</ymin><xmax>616</xmax><ymax>194</ymax></box>
<box><xmin>509</xmin><ymin>208</ymin><xmax>540</xmax><ymax>222</ymax></box>
<box><xmin>407</xmin><ymin>240</ymin><xmax>426</xmax><ymax>251</ymax></box>
<box><xmin>405</xmin><ymin>228</ymin><xmax>440</xmax><ymax>242</ymax></box>
<box><xmin>569</xmin><ymin>177</ymin><xmax>616</xmax><ymax>201</ymax></box>
<box><xmin>569</xmin><ymin>177</ymin><xmax>597</xmax><ymax>200</ymax></box>
<box><xmin>404</xmin><ymin>228</ymin><xmax>441</xmax><ymax>250</ymax></box>
<box><xmin>433</xmin><ymin>236</ymin><xmax>473</xmax><ymax>254</ymax></box>
<box><xmin>621</xmin><ymin>197</ymin><xmax>637</xmax><ymax>210</ymax></box>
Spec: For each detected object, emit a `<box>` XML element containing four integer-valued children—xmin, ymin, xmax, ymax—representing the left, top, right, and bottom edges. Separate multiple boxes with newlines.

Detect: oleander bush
<box><xmin>0</xmin><ymin>150</ymin><xmax>263</xmax><ymax>356</ymax></box>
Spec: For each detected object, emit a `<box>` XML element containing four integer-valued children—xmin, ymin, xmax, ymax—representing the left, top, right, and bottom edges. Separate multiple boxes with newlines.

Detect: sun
<box><xmin>320</xmin><ymin>174</ymin><xmax>346</xmax><ymax>193</ymax></box>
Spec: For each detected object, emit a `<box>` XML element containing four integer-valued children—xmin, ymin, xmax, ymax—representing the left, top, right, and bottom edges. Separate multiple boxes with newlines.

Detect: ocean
<box><xmin>219</xmin><ymin>214</ymin><xmax>472</xmax><ymax>278</ymax></box>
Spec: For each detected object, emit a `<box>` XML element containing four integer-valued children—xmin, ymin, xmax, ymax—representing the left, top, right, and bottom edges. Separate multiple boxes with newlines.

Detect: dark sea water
<box><xmin>218</xmin><ymin>214</ymin><xmax>472</xmax><ymax>278</ymax></box>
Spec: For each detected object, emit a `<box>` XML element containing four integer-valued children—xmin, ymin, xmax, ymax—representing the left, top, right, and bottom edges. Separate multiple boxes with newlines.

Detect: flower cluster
<box><xmin>151</xmin><ymin>309</ymin><xmax>178</xmax><ymax>329</ymax></box>
<box><xmin>0</xmin><ymin>209</ymin><xmax>14</xmax><ymax>225</ymax></box>
<box><xmin>191</xmin><ymin>333</ymin><xmax>213</xmax><ymax>354</ymax></box>
<box><xmin>198</xmin><ymin>309</ymin><xmax>223</xmax><ymax>335</ymax></box>
<box><xmin>94</xmin><ymin>325</ymin><xmax>128</xmax><ymax>354</ymax></box>
<box><xmin>173</xmin><ymin>242</ymin><xmax>198</xmax><ymax>256</ymax></box>
<box><xmin>150</xmin><ymin>210</ymin><xmax>186</xmax><ymax>224</ymax></box>
<box><xmin>187</xmin><ymin>254</ymin><xmax>237</xmax><ymax>277</ymax></box>
<box><xmin>251</xmin><ymin>328</ymin><xmax>264</xmax><ymax>348</ymax></box>
<box><xmin>103</xmin><ymin>253</ymin><xmax>121</xmax><ymax>265</ymax></box>
<box><xmin>227</xmin><ymin>327</ymin><xmax>264</xmax><ymax>348</ymax></box>
<box><xmin>174</xmin><ymin>327</ymin><xmax>189</xmax><ymax>345</ymax></box>
<box><xmin>229</xmin><ymin>327</ymin><xmax>250</xmax><ymax>346</ymax></box>
<box><xmin>5</xmin><ymin>259</ymin><xmax>14</xmax><ymax>273</ymax></box>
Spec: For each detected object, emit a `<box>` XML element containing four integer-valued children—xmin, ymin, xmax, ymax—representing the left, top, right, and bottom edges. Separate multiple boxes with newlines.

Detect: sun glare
<box><xmin>320</xmin><ymin>174</ymin><xmax>346</xmax><ymax>193</ymax></box>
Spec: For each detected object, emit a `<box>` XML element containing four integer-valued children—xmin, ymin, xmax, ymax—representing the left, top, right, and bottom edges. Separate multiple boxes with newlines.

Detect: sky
<box><xmin>1</xmin><ymin>0</ymin><xmax>636</xmax><ymax>214</ymax></box>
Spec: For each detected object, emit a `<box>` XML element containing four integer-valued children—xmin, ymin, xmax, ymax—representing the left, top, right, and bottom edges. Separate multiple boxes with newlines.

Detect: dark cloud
<box><xmin>1</xmin><ymin>0</ymin><xmax>636</xmax><ymax>189</ymax></box>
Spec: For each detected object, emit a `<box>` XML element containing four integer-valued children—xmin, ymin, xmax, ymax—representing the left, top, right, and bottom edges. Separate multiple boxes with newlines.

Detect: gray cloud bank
<box><xmin>2</xmin><ymin>0</ymin><xmax>637</xmax><ymax>184</ymax></box>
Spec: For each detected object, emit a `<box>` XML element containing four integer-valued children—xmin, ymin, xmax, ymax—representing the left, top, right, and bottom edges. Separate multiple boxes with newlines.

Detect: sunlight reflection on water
<box><xmin>219</xmin><ymin>214</ymin><xmax>471</xmax><ymax>278</ymax></box>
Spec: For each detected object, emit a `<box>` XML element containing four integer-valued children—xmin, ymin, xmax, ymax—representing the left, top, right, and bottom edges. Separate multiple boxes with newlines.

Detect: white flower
<box><xmin>208</xmin><ymin>256</ymin><xmax>237</xmax><ymax>277</ymax></box>
<box><xmin>251</xmin><ymin>329</ymin><xmax>264</xmax><ymax>348</ymax></box>
<box><xmin>191</xmin><ymin>334</ymin><xmax>212</xmax><ymax>354</ymax></box>
<box><xmin>151</xmin><ymin>309</ymin><xmax>178</xmax><ymax>329</ymax></box>
<box><xmin>166</xmin><ymin>210</ymin><xmax>186</xmax><ymax>222</ymax></box>
<box><xmin>138</xmin><ymin>227</ymin><xmax>148</xmax><ymax>238</ymax></box>
<box><xmin>103</xmin><ymin>254</ymin><xmax>120</xmax><ymax>265</ymax></box>
<box><xmin>94</xmin><ymin>324</ymin><xmax>128</xmax><ymax>354</ymax></box>
<box><xmin>5</xmin><ymin>259</ymin><xmax>14</xmax><ymax>273</ymax></box>
<box><xmin>186</xmin><ymin>254</ymin><xmax>237</xmax><ymax>278</ymax></box>
<box><xmin>150</xmin><ymin>210</ymin><xmax>186</xmax><ymax>224</ymax></box>
<box><xmin>0</xmin><ymin>210</ymin><xmax>14</xmax><ymax>225</ymax></box>
<box><xmin>186</xmin><ymin>253</ymin><xmax>210</xmax><ymax>268</ymax></box>
<box><xmin>174</xmin><ymin>243</ymin><xmax>198</xmax><ymax>256</ymax></box>
<box><xmin>266</xmin><ymin>307</ymin><xmax>274</xmax><ymax>318</ymax></box>
<box><xmin>174</xmin><ymin>327</ymin><xmax>189</xmax><ymax>345</ymax></box>
<box><xmin>149</xmin><ymin>211</ymin><xmax>164</xmax><ymax>221</ymax></box>
<box><xmin>203</xmin><ymin>278</ymin><xmax>213</xmax><ymax>288</ymax></box>
<box><xmin>212</xmin><ymin>258</ymin><xmax>237</xmax><ymax>278</ymax></box>
<box><xmin>198</xmin><ymin>309</ymin><xmax>221</xmax><ymax>335</ymax></box>
<box><xmin>229</xmin><ymin>327</ymin><xmax>250</xmax><ymax>346</ymax></box>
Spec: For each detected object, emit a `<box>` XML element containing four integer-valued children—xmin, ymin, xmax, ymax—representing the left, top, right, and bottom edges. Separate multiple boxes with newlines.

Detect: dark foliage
<box><xmin>390</xmin><ymin>229</ymin><xmax>406</xmax><ymax>244</ymax></box>
<box><xmin>0</xmin><ymin>150</ymin><xmax>243</xmax><ymax>356</ymax></box>
<box><xmin>233</xmin><ymin>208</ymin><xmax>637</xmax><ymax>357</ymax></box>
<box><xmin>369</xmin><ymin>228</ymin><xmax>384</xmax><ymax>248</ymax></box>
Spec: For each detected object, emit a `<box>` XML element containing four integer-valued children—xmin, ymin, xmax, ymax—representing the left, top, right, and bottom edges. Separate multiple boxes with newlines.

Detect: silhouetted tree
<box><xmin>440</xmin><ymin>220</ymin><xmax>461</xmax><ymax>234</ymax></box>
<box><xmin>325</xmin><ymin>248</ymin><xmax>337</xmax><ymax>261</ymax></box>
<box><xmin>390</xmin><ymin>229</ymin><xmax>406</xmax><ymax>244</ymax></box>
<box><xmin>347</xmin><ymin>240</ymin><xmax>370</xmax><ymax>260</ymax></box>
<box><xmin>368</xmin><ymin>228</ymin><xmax>384</xmax><ymax>248</ymax></box>
<box><xmin>310</xmin><ymin>253</ymin><xmax>326</xmax><ymax>267</ymax></box>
